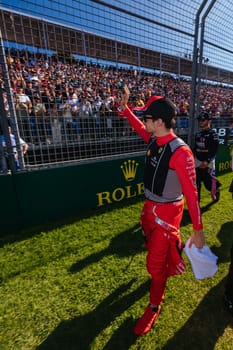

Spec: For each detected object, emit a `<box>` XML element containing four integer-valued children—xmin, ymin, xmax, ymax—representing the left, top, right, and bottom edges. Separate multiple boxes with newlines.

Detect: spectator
<box><xmin>62</xmin><ymin>101</ymin><xmax>75</xmax><ymax>141</ymax></box>
<box><xmin>0</xmin><ymin>126</ymin><xmax>28</xmax><ymax>173</ymax></box>
<box><xmin>90</xmin><ymin>97</ymin><xmax>102</xmax><ymax>138</ymax></box>
<box><xmin>15</xmin><ymin>94</ymin><xmax>32</xmax><ymax>143</ymax></box>
<box><xmin>79</xmin><ymin>97</ymin><xmax>93</xmax><ymax>139</ymax></box>
<box><xmin>24</xmin><ymin>80</ymin><xmax>39</xmax><ymax>101</ymax></box>
<box><xmin>2</xmin><ymin>46</ymin><xmax>233</xmax><ymax>150</ymax></box>
<box><xmin>17</xmin><ymin>87</ymin><xmax>32</xmax><ymax>110</ymax></box>
<box><xmin>2</xmin><ymin>90</ymin><xmax>10</xmax><ymax>123</ymax></box>
<box><xmin>33</xmin><ymin>96</ymin><xmax>47</xmax><ymax>143</ymax></box>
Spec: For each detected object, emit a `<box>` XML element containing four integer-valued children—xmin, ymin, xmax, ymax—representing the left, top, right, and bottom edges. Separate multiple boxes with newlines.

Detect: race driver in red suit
<box><xmin>119</xmin><ymin>86</ymin><xmax>205</xmax><ymax>336</ymax></box>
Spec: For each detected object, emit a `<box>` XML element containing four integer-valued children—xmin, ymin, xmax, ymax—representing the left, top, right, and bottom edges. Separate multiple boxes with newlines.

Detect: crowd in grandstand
<box><xmin>1</xmin><ymin>48</ymin><xmax>233</xmax><ymax>145</ymax></box>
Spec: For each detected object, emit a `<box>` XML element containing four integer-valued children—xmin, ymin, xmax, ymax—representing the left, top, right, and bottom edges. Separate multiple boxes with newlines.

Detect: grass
<box><xmin>0</xmin><ymin>171</ymin><xmax>233</xmax><ymax>350</ymax></box>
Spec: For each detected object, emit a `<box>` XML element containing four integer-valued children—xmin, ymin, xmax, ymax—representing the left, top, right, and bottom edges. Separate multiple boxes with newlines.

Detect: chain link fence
<box><xmin>0</xmin><ymin>1</ymin><xmax>233</xmax><ymax>174</ymax></box>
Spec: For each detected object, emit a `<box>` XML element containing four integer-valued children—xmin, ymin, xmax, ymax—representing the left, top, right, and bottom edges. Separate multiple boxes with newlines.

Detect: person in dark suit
<box><xmin>194</xmin><ymin>112</ymin><xmax>221</xmax><ymax>202</ymax></box>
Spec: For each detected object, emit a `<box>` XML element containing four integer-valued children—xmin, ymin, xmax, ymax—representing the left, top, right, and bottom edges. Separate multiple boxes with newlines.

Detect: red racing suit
<box><xmin>122</xmin><ymin>107</ymin><xmax>203</xmax><ymax>306</ymax></box>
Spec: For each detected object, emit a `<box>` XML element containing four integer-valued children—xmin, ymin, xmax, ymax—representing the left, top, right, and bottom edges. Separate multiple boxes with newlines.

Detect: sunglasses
<box><xmin>142</xmin><ymin>116</ymin><xmax>154</xmax><ymax>122</ymax></box>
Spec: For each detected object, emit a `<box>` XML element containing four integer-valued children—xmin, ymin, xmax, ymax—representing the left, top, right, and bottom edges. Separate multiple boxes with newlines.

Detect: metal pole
<box><xmin>115</xmin><ymin>41</ymin><xmax>118</xmax><ymax>71</ymax></box>
<box><xmin>42</xmin><ymin>21</ymin><xmax>48</xmax><ymax>58</ymax></box>
<box><xmin>188</xmin><ymin>0</ymin><xmax>209</xmax><ymax>148</ymax></box>
<box><xmin>160</xmin><ymin>53</ymin><xmax>162</xmax><ymax>79</ymax></box>
<box><xmin>0</xmin><ymin>89</ymin><xmax>17</xmax><ymax>173</ymax></box>
<box><xmin>197</xmin><ymin>0</ymin><xmax>217</xmax><ymax>114</ymax></box>
<box><xmin>0</xmin><ymin>29</ymin><xmax>25</xmax><ymax>172</ymax></box>
<box><xmin>137</xmin><ymin>47</ymin><xmax>141</xmax><ymax>77</ymax></box>
<box><xmin>82</xmin><ymin>32</ymin><xmax>87</xmax><ymax>64</ymax></box>
<box><xmin>178</xmin><ymin>56</ymin><xmax>180</xmax><ymax>82</ymax></box>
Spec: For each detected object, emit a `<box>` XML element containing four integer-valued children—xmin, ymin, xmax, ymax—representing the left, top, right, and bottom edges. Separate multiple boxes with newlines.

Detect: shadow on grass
<box><xmin>180</xmin><ymin>208</ymin><xmax>192</xmax><ymax>227</ymax></box>
<box><xmin>163</xmin><ymin>221</ymin><xmax>233</xmax><ymax>350</ymax></box>
<box><xmin>211</xmin><ymin>221</ymin><xmax>233</xmax><ymax>263</ymax></box>
<box><xmin>200</xmin><ymin>200</ymin><xmax>219</xmax><ymax>213</ymax></box>
<box><xmin>0</xmin><ymin>196</ymin><xmax>144</xmax><ymax>248</ymax></box>
<box><xmin>162</xmin><ymin>277</ymin><xmax>232</xmax><ymax>350</ymax></box>
<box><xmin>180</xmin><ymin>199</ymin><xmax>222</xmax><ymax>228</ymax></box>
<box><xmin>69</xmin><ymin>222</ymin><xmax>143</xmax><ymax>274</ymax></box>
<box><xmin>0</xmin><ymin>222</ymin><xmax>144</xmax><ymax>284</ymax></box>
<box><xmin>37</xmin><ymin>278</ymin><xmax>150</xmax><ymax>350</ymax></box>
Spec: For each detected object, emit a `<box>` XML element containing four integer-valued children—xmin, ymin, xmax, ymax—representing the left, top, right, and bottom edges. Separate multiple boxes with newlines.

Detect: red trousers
<box><xmin>140</xmin><ymin>199</ymin><xmax>185</xmax><ymax>306</ymax></box>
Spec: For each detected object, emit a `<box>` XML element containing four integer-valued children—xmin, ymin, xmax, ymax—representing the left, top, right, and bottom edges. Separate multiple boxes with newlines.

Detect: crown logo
<box><xmin>120</xmin><ymin>159</ymin><xmax>139</xmax><ymax>181</ymax></box>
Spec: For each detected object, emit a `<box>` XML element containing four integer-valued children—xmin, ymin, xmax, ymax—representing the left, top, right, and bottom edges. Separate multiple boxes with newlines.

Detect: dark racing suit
<box><xmin>122</xmin><ymin>107</ymin><xmax>203</xmax><ymax>306</ymax></box>
<box><xmin>194</xmin><ymin>127</ymin><xmax>220</xmax><ymax>201</ymax></box>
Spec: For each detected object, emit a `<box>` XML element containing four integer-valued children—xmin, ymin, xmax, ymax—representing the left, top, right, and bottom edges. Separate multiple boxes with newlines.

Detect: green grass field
<box><xmin>0</xmin><ymin>172</ymin><xmax>232</xmax><ymax>350</ymax></box>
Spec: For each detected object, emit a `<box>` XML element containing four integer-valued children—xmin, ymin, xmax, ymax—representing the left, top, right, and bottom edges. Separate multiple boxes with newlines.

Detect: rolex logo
<box><xmin>120</xmin><ymin>159</ymin><xmax>139</xmax><ymax>181</ymax></box>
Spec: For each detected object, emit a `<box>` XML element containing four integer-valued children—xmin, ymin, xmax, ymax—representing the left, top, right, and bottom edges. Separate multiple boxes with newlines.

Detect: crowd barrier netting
<box><xmin>0</xmin><ymin>1</ymin><xmax>233</xmax><ymax>174</ymax></box>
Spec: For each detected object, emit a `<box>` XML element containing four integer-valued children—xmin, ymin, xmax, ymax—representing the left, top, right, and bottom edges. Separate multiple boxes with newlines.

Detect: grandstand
<box><xmin>1</xmin><ymin>2</ymin><xmax>233</xmax><ymax>173</ymax></box>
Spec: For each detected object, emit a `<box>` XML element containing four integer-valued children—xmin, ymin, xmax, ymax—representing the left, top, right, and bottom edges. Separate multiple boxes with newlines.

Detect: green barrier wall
<box><xmin>1</xmin><ymin>174</ymin><xmax>21</xmax><ymax>233</ymax></box>
<box><xmin>1</xmin><ymin>156</ymin><xmax>144</xmax><ymax>235</ymax></box>
<box><xmin>216</xmin><ymin>144</ymin><xmax>233</xmax><ymax>174</ymax></box>
<box><xmin>1</xmin><ymin>144</ymin><xmax>232</xmax><ymax>235</ymax></box>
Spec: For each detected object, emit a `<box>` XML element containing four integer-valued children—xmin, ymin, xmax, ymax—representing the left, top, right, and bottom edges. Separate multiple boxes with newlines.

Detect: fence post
<box><xmin>188</xmin><ymin>0</ymin><xmax>209</xmax><ymax>149</ymax></box>
<box><xmin>196</xmin><ymin>0</ymin><xmax>217</xmax><ymax>115</ymax></box>
<box><xmin>0</xmin><ymin>29</ymin><xmax>25</xmax><ymax>172</ymax></box>
<box><xmin>0</xmin><ymin>88</ymin><xmax>17</xmax><ymax>173</ymax></box>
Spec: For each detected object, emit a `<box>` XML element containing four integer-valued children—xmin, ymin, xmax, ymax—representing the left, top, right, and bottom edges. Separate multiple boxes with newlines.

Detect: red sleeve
<box><xmin>170</xmin><ymin>146</ymin><xmax>203</xmax><ymax>230</ymax></box>
<box><xmin>123</xmin><ymin>107</ymin><xmax>151</xmax><ymax>143</ymax></box>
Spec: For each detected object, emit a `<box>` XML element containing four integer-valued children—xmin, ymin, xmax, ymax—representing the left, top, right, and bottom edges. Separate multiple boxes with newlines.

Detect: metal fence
<box><xmin>0</xmin><ymin>1</ymin><xmax>233</xmax><ymax>174</ymax></box>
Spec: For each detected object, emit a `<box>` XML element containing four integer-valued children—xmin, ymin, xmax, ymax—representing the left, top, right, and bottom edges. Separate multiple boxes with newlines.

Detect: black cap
<box><xmin>197</xmin><ymin>112</ymin><xmax>211</xmax><ymax>121</ymax></box>
<box><xmin>133</xmin><ymin>96</ymin><xmax>176</xmax><ymax>123</ymax></box>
